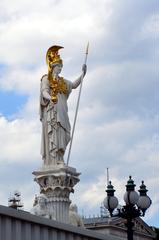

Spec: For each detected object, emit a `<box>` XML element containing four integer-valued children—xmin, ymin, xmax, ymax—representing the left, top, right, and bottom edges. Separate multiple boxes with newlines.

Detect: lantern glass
<box><xmin>124</xmin><ymin>191</ymin><xmax>139</xmax><ymax>205</ymax></box>
<box><xmin>103</xmin><ymin>196</ymin><xmax>118</xmax><ymax>210</ymax></box>
<box><xmin>137</xmin><ymin>196</ymin><xmax>151</xmax><ymax>210</ymax></box>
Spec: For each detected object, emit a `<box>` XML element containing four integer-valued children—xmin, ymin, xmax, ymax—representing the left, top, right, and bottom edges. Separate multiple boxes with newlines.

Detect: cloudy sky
<box><xmin>0</xmin><ymin>0</ymin><xmax>159</xmax><ymax>227</ymax></box>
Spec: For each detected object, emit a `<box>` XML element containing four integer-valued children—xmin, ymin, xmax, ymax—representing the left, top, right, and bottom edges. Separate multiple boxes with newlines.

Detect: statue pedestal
<box><xmin>32</xmin><ymin>165</ymin><xmax>80</xmax><ymax>223</ymax></box>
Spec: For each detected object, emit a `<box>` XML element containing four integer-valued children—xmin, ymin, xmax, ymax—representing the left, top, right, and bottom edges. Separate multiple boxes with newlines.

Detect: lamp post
<box><xmin>103</xmin><ymin>176</ymin><xmax>151</xmax><ymax>240</ymax></box>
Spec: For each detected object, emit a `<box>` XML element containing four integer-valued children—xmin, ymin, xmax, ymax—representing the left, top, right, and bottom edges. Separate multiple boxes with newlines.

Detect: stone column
<box><xmin>33</xmin><ymin>165</ymin><xmax>80</xmax><ymax>223</ymax></box>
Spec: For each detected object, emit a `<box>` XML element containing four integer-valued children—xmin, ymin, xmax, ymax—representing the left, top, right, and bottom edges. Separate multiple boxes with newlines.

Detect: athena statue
<box><xmin>40</xmin><ymin>45</ymin><xmax>87</xmax><ymax>166</ymax></box>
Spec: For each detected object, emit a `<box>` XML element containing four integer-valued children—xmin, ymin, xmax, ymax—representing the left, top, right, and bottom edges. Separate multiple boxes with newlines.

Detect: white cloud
<box><xmin>141</xmin><ymin>14</ymin><xmax>159</xmax><ymax>38</ymax></box>
<box><xmin>0</xmin><ymin>66</ymin><xmax>44</xmax><ymax>95</ymax></box>
<box><xmin>0</xmin><ymin>116</ymin><xmax>40</xmax><ymax>163</ymax></box>
<box><xmin>0</xmin><ymin>0</ymin><xmax>112</xmax><ymax>67</ymax></box>
<box><xmin>79</xmin><ymin>169</ymin><xmax>125</xmax><ymax>209</ymax></box>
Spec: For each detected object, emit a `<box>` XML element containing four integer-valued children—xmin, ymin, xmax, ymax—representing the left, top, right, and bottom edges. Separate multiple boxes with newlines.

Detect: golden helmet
<box><xmin>46</xmin><ymin>45</ymin><xmax>63</xmax><ymax>69</ymax></box>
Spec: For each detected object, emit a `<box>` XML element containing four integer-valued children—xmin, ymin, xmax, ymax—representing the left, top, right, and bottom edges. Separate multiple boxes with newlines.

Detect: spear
<box><xmin>66</xmin><ymin>43</ymin><xmax>89</xmax><ymax>166</ymax></box>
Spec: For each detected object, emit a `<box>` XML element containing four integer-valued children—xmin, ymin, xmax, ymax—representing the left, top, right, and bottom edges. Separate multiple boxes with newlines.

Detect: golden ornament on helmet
<box><xmin>46</xmin><ymin>45</ymin><xmax>63</xmax><ymax>68</ymax></box>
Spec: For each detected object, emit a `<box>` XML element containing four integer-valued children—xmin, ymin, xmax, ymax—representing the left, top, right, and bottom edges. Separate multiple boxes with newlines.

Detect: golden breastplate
<box><xmin>49</xmin><ymin>77</ymin><xmax>68</xmax><ymax>104</ymax></box>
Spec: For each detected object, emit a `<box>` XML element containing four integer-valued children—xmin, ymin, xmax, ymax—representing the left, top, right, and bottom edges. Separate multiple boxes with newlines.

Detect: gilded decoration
<box><xmin>50</xmin><ymin>76</ymin><xmax>68</xmax><ymax>103</ymax></box>
<box><xmin>45</xmin><ymin>45</ymin><xmax>67</xmax><ymax>103</ymax></box>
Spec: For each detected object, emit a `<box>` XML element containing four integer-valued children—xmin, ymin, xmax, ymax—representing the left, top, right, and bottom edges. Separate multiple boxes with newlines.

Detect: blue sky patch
<box><xmin>0</xmin><ymin>90</ymin><xmax>27</xmax><ymax>117</ymax></box>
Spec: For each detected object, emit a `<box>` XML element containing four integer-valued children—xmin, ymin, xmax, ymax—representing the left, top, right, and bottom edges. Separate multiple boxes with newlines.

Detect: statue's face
<box><xmin>52</xmin><ymin>64</ymin><xmax>63</xmax><ymax>76</ymax></box>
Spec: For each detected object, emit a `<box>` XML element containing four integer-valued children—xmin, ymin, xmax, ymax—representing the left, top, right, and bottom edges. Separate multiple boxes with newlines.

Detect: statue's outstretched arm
<box><xmin>72</xmin><ymin>64</ymin><xmax>87</xmax><ymax>89</ymax></box>
<box><xmin>72</xmin><ymin>75</ymin><xmax>82</xmax><ymax>89</ymax></box>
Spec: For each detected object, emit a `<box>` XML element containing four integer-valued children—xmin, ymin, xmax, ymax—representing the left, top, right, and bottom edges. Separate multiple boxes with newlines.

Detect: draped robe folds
<box><xmin>40</xmin><ymin>75</ymin><xmax>73</xmax><ymax>166</ymax></box>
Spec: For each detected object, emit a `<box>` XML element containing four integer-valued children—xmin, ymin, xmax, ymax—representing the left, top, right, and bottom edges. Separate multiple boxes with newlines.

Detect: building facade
<box><xmin>84</xmin><ymin>216</ymin><xmax>156</xmax><ymax>240</ymax></box>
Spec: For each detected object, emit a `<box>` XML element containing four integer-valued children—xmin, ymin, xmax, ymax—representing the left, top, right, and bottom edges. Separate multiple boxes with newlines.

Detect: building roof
<box><xmin>83</xmin><ymin>216</ymin><xmax>156</xmax><ymax>239</ymax></box>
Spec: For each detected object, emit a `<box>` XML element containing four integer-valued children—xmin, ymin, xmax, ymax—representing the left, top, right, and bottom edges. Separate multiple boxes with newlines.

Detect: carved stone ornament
<box><xmin>32</xmin><ymin>165</ymin><xmax>80</xmax><ymax>223</ymax></box>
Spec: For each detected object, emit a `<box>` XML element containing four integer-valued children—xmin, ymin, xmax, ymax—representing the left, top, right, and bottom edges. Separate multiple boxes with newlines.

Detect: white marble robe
<box><xmin>40</xmin><ymin>75</ymin><xmax>73</xmax><ymax>166</ymax></box>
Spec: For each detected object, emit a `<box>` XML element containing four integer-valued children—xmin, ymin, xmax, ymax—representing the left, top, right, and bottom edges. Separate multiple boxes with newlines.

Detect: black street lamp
<box><xmin>103</xmin><ymin>176</ymin><xmax>151</xmax><ymax>240</ymax></box>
